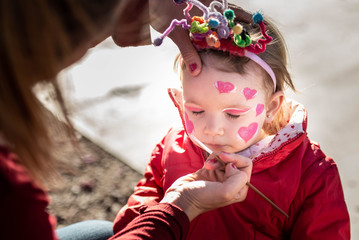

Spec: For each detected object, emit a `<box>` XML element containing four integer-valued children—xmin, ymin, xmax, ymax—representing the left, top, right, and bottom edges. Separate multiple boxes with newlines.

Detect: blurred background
<box><xmin>42</xmin><ymin>0</ymin><xmax>359</xmax><ymax>237</ymax></box>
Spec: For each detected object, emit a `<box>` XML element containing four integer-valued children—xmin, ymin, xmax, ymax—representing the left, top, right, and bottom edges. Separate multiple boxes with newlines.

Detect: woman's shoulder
<box><xmin>0</xmin><ymin>145</ymin><xmax>56</xmax><ymax>240</ymax></box>
<box><xmin>0</xmin><ymin>145</ymin><xmax>22</xmax><ymax>186</ymax></box>
<box><xmin>0</xmin><ymin>145</ymin><xmax>48</xmax><ymax>200</ymax></box>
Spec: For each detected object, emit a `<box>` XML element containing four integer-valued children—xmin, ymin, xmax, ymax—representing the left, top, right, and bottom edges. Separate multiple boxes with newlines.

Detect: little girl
<box><xmin>113</xmin><ymin>1</ymin><xmax>350</xmax><ymax>239</ymax></box>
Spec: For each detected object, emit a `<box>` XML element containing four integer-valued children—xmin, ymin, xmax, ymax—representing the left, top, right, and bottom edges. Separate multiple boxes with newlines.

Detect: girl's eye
<box><xmin>222</xmin><ymin>108</ymin><xmax>250</xmax><ymax>119</ymax></box>
<box><xmin>192</xmin><ymin>111</ymin><xmax>204</xmax><ymax>116</ymax></box>
<box><xmin>226</xmin><ymin>113</ymin><xmax>240</xmax><ymax>119</ymax></box>
<box><xmin>185</xmin><ymin>106</ymin><xmax>204</xmax><ymax>116</ymax></box>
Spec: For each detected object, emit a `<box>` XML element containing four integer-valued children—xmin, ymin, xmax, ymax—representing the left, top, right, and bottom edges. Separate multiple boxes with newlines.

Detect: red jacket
<box><xmin>113</xmin><ymin>99</ymin><xmax>350</xmax><ymax>239</ymax></box>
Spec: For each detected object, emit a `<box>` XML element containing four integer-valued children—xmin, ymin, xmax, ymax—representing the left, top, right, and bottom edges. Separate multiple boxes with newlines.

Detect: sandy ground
<box><xmin>44</xmin><ymin>0</ymin><xmax>359</xmax><ymax>238</ymax></box>
<box><xmin>46</xmin><ymin>114</ymin><xmax>142</xmax><ymax>229</ymax></box>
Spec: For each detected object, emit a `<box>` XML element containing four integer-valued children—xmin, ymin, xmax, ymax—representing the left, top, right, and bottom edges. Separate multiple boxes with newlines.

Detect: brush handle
<box><xmin>246</xmin><ymin>182</ymin><xmax>289</xmax><ymax>218</ymax></box>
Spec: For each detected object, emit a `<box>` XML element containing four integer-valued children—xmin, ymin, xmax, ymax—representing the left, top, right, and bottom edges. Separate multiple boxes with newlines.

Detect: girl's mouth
<box><xmin>205</xmin><ymin>143</ymin><xmax>226</xmax><ymax>151</ymax></box>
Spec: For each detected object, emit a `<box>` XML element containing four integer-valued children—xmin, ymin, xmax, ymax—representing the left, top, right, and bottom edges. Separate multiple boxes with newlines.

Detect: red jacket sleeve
<box><xmin>287</xmin><ymin>156</ymin><xmax>350</xmax><ymax>239</ymax></box>
<box><xmin>109</xmin><ymin>203</ymin><xmax>190</xmax><ymax>240</ymax></box>
<box><xmin>113</xmin><ymin>135</ymin><xmax>167</xmax><ymax>233</ymax></box>
<box><xmin>0</xmin><ymin>147</ymin><xmax>58</xmax><ymax>240</ymax></box>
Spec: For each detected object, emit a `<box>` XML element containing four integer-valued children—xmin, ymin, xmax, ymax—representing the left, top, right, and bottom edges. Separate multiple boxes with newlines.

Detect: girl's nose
<box><xmin>204</xmin><ymin>117</ymin><xmax>224</xmax><ymax>136</ymax></box>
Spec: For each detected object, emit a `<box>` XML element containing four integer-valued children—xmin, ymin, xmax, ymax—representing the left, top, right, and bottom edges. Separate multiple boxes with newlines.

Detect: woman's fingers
<box><xmin>221</xmin><ymin>163</ymin><xmax>249</xmax><ymax>201</ymax></box>
<box><xmin>148</xmin><ymin>1</ymin><xmax>253</xmax><ymax>77</ymax></box>
<box><xmin>169</xmin><ymin>29</ymin><xmax>202</xmax><ymax>76</ymax></box>
<box><xmin>203</xmin><ymin>155</ymin><xmax>223</xmax><ymax>170</ymax></box>
<box><xmin>218</xmin><ymin>152</ymin><xmax>252</xmax><ymax>181</ymax></box>
<box><xmin>204</xmin><ymin>152</ymin><xmax>252</xmax><ymax>182</ymax></box>
<box><xmin>218</xmin><ymin>152</ymin><xmax>251</xmax><ymax>168</ymax></box>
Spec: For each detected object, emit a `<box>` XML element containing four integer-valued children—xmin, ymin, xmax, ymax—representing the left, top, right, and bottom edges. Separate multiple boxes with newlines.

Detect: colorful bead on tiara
<box><xmin>154</xmin><ymin>0</ymin><xmax>277</xmax><ymax>92</ymax></box>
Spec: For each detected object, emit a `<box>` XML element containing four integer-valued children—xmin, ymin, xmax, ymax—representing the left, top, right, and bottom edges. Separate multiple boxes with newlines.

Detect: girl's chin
<box><xmin>211</xmin><ymin>146</ymin><xmax>245</xmax><ymax>154</ymax></box>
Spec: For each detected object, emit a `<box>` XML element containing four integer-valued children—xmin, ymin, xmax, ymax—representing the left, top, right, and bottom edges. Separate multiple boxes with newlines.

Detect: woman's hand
<box><xmin>111</xmin><ymin>1</ymin><xmax>253</xmax><ymax>75</ymax></box>
<box><xmin>161</xmin><ymin>155</ymin><xmax>252</xmax><ymax>221</ymax></box>
<box><xmin>204</xmin><ymin>152</ymin><xmax>252</xmax><ymax>172</ymax></box>
<box><xmin>149</xmin><ymin>0</ymin><xmax>210</xmax><ymax>76</ymax></box>
<box><xmin>149</xmin><ymin>1</ymin><xmax>253</xmax><ymax>76</ymax></box>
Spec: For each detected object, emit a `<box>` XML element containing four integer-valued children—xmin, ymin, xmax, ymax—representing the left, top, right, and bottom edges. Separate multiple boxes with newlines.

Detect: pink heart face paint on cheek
<box><xmin>256</xmin><ymin>104</ymin><xmax>264</xmax><ymax>116</ymax></box>
<box><xmin>214</xmin><ymin>81</ymin><xmax>236</xmax><ymax>93</ymax></box>
<box><xmin>185</xmin><ymin>112</ymin><xmax>194</xmax><ymax>134</ymax></box>
<box><xmin>238</xmin><ymin>122</ymin><xmax>258</xmax><ymax>143</ymax></box>
<box><xmin>242</xmin><ymin>87</ymin><xmax>257</xmax><ymax>100</ymax></box>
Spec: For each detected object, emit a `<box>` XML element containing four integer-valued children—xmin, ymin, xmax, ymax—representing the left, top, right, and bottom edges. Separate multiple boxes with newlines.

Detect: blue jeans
<box><xmin>56</xmin><ymin>220</ymin><xmax>114</xmax><ymax>240</ymax></box>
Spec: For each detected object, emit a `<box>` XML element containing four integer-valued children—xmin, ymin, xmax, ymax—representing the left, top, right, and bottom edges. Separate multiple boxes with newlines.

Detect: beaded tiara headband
<box><xmin>154</xmin><ymin>0</ymin><xmax>276</xmax><ymax>92</ymax></box>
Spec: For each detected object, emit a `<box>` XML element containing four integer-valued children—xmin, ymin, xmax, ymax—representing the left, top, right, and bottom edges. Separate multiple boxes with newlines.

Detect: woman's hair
<box><xmin>176</xmin><ymin>17</ymin><xmax>296</xmax><ymax>135</ymax></box>
<box><xmin>0</xmin><ymin>0</ymin><xmax>122</xmax><ymax>186</ymax></box>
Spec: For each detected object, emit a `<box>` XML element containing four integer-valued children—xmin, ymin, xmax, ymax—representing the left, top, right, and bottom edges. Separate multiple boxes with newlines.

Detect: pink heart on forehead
<box><xmin>242</xmin><ymin>87</ymin><xmax>257</xmax><ymax>100</ymax></box>
<box><xmin>238</xmin><ymin>122</ymin><xmax>258</xmax><ymax>143</ymax></box>
<box><xmin>214</xmin><ymin>81</ymin><xmax>236</xmax><ymax>93</ymax></box>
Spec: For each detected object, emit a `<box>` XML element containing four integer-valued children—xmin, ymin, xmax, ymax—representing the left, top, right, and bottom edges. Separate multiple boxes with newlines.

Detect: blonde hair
<box><xmin>176</xmin><ymin>17</ymin><xmax>296</xmax><ymax>135</ymax></box>
<box><xmin>0</xmin><ymin>0</ymin><xmax>121</xmax><ymax>186</ymax></box>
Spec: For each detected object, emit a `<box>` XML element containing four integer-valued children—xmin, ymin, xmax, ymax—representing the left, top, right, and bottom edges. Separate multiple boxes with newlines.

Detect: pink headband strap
<box><xmin>244</xmin><ymin>51</ymin><xmax>276</xmax><ymax>92</ymax></box>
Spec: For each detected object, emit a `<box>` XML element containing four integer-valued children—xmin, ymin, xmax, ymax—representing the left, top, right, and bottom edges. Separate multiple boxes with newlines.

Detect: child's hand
<box><xmin>161</xmin><ymin>159</ymin><xmax>251</xmax><ymax>221</ymax></box>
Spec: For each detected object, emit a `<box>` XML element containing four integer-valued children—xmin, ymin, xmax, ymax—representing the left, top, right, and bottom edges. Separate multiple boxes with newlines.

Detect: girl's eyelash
<box><xmin>192</xmin><ymin>111</ymin><xmax>204</xmax><ymax>115</ymax></box>
<box><xmin>226</xmin><ymin>113</ymin><xmax>240</xmax><ymax>119</ymax></box>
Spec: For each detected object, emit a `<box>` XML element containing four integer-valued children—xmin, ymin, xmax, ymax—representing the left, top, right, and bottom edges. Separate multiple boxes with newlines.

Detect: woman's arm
<box><xmin>111</xmin><ymin>156</ymin><xmax>251</xmax><ymax>240</ymax></box>
<box><xmin>112</xmin><ymin>136</ymin><xmax>167</xmax><ymax>233</ymax></box>
<box><xmin>110</xmin><ymin>203</ymin><xmax>189</xmax><ymax>240</ymax></box>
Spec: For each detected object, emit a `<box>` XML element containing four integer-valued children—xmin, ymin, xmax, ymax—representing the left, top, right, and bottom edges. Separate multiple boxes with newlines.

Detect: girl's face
<box><xmin>181</xmin><ymin>59</ymin><xmax>271</xmax><ymax>154</ymax></box>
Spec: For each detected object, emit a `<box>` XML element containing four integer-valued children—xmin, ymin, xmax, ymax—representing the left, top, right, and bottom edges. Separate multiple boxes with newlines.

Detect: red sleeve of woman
<box><xmin>0</xmin><ymin>146</ymin><xmax>58</xmax><ymax>240</ymax></box>
<box><xmin>110</xmin><ymin>203</ymin><xmax>190</xmax><ymax>240</ymax></box>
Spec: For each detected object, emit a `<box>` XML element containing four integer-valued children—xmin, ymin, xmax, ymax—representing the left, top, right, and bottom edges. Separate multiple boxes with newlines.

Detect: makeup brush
<box><xmin>191</xmin><ymin>135</ymin><xmax>289</xmax><ymax>218</ymax></box>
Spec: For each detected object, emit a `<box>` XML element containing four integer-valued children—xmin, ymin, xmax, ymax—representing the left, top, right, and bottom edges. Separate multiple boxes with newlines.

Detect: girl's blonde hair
<box><xmin>176</xmin><ymin>17</ymin><xmax>296</xmax><ymax>135</ymax></box>
<box><xmin>0</xmin><ymin>0</ymin><xmax>122</xmax><ymax>186</ymax></box>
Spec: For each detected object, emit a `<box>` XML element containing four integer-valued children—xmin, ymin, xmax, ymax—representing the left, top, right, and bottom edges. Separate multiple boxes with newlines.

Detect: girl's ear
<box><xmin>169</xmin><ymin>88</ymin><xmax>184</xmax><ymax>113</ymax></box>
<box><xmin>265</xmin><ymin>91</ymin><xmax>284</xmax><ymax>123</ymax></box>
